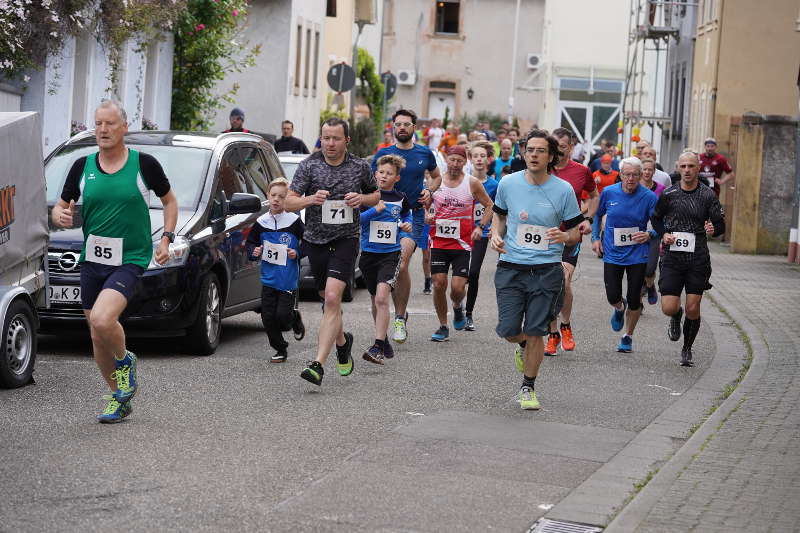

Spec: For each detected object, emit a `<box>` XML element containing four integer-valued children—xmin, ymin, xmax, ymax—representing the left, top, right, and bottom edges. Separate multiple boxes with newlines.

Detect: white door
<box><xmin>428</xmin><ymin>92</ymin><xmax>456</xmax><ymax>121</ymax></box>
<box><xmin>558</xmin><ymin>102</ymin><xmax>621</xmax><ymax>147</ymax></box>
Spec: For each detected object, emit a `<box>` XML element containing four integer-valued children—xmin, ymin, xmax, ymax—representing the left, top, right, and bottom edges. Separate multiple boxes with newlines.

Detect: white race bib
<box><xmin>672</xmin><ymin>231</ymin><xmax>696</xmax><ymax>253</ymax></box>
<box><xmin>321</xmin><ymin>200</ymin><xmax>353</xmax><ymax>224</ymax></box>
<box><xmin>86</xmin><ymin>234</ymin><xmax>123</xmax><ymax>266</ymax></box>
<box><xmin>369</xmin><ymin>220</ymin><xmax>397</xmax><ymax>244</ymax></box>
<box><xmin>435</xmin><ymin>219</ymin><xmax>460</xmax><ymax>238</ymax></box>
<box><xmin>473</xmin><ymin>203</ymin><xmax>485</xmax><ymax>222</ymax></box>
<box><xmin>262</xmin><ymin>242</ymin><xmax>288</xmax><ymax>266</ymax></box>
<box><xmin>516</xmin><ymin>224</ymin><xmax>549</xmax><ymax>250</ymax></box>
<box><xmin>613</xmin><ymin>227</ymin><xmax>639</xmax><ymax>247</ymax></box>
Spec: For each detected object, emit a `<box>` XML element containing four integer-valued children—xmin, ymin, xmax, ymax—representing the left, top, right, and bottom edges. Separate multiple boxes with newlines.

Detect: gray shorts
<box><xmin>495</xmin><ymin>263</ymin><xmax>564</xmax><ymax>338</ymax></box>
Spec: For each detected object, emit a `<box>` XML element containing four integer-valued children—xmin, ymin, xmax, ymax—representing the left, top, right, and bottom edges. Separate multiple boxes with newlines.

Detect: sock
<box><xmin>560</xmin><ymin>322</ymin><xmax>570</xmax><ymax>328</ymax></box>
<box><xmin>682</xmin><ymin>317</ymin><xmax>701</xmax><ymax>350</ymax></box>
<box><xmin>375</xmin><ymin>338</ymin><xmax>385</xmax><ymax>348</ymax></box>
<box><xmin>550</xmin><ymin>330</ymin><xmax>560</xmax><ymax>337</ymax></box>
<box><xmin>518</xmin><ymin>340</ymin><xmax>527</xmax><ymax>348</ymax></box>
<box><xmin>522</xmin><ymin>375</ymin><xmax>536</xmax><ymax>389</ymax></box>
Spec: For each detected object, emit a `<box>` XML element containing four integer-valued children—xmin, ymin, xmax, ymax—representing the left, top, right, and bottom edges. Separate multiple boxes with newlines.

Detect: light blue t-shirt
<box><xmin>591</xmin><ymin>183</ymin><xmax>658</xmax><ymax>266</ymax></box>
<box><xmin>493</xmin><ymin>171</ymin><xmax>582</xmax><ymax>265</ymax></box>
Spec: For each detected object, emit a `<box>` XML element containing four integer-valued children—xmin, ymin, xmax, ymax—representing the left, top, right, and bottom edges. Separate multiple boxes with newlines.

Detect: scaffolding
<box><xmin>621</xmin><ymin>0</ymin><xmax>683</xmax><ymax>158</ymax></box>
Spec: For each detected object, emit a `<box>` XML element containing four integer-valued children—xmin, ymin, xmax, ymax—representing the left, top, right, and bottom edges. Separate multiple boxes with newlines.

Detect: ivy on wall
<box><xmin>170</xmin><ymin>0</ymin><xmax>260</xmax><ymax>131</ymax></box>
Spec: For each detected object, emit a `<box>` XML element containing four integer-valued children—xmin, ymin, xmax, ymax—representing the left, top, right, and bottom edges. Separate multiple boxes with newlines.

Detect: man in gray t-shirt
<box><xmin>286</xmin><ymin>118</ymin><xmax>379</xmax><ymax>388</ymax></box>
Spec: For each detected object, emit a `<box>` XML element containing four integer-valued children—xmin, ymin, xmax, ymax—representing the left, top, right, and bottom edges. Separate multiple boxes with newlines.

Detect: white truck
<box><xmin>0</xmin><ymin>112</ymin><xmax>48</xmax><ymax>388</ymax></box>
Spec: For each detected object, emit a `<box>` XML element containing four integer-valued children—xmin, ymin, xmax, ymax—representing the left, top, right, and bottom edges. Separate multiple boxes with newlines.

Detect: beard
<box><xmin>395</xmin><ymin>131</ymin><xmax>413</xmax><ymax>143</ymax></box>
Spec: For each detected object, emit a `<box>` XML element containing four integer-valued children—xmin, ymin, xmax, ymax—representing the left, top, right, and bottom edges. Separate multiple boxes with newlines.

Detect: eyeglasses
<box><xmin>393</xmin><ymin>122</ymin><xmax>413</xmax><ymax>128</ymax></box>
<box><xmin>620</xmin><ymin>172</ymin><xmax>641</xmax><ymax>179</ymax></box>
<box><xmin>524</xmin><ymin>148</ymin><xmax>548</xmax><ymax>155</ymax></box>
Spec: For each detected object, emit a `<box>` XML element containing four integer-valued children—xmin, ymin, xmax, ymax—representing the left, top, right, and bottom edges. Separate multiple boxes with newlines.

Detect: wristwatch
<box><xmin>585</xmin><ymin>216</ymin><xmax>593</xmax><ymax>224</ymax></box>
<box><xmin>161</xmin><ymin>231</ymin><xmax>175</xmax><ymax>243</ymax></box>
<box><xmin>477</xmin><ymin>222</ymin><xmax>487</xmax><ymax>230</ymax></box>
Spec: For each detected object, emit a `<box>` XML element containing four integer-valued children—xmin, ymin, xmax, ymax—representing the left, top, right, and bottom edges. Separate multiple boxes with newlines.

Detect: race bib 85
<box><xmin>86</xmin><ymin>234</ymin><xmax>123</xmax><ymax>266</ymax></box>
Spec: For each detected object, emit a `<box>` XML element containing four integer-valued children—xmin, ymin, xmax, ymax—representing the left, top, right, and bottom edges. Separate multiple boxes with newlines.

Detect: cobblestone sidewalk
<box><xmin>615</xmin><ymin>245</ymin><xmax>800</xmax><ymax>532</ymax></box>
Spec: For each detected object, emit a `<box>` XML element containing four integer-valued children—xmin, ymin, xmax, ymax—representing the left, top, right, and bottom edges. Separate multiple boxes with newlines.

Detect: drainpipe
<box><xmin>791</xmin><ymin>113</ymin><xmax>800</xmax><ymax>263</ymax></box>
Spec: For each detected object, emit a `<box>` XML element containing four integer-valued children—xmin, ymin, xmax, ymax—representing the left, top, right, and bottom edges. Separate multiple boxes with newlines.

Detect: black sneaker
<box><xmin>362</xmin><ymin>343</ymin><xmax>385</xmax><ymax>365</ymax></box>
<box><xmin>336</xmin><ymin>332</ymin><xmax>354</xmax><ymax>376</ymax></box>
<box><xmin>292</xmin><ymin>310</ymin><xmax>305</xmax><ymax>341</ymax></box>
<box><xmin>668</xmin><ymin>307</ymin><xmax>684</xmax><ymax>341</ymax></box>
<box><xmin>680</xmin><ymin>348</ymin><xmax>694</xmax><ymax>367</ymax></box>
<box><xmin>423</xmin><ymin>278</ymin><xmax>432</xmax><ymax>294</ymax></box>
<box><xmin>271</xmin><ymin>350</ymin><xmax>288</xmax><ymax>363</ymax></box>
<box><xmin>300</xmin><ymin>360</ymin><xmax>324</xmax><ymax>385</ymax></box>
<box><xmin>383</xmin><ymin>337</ymin><xmax>395</xmax><ymax>359</ymax></box>
<box><xmin>464</xmin><ymin>316</ymin><xmax>475</xmax><ymax>331</ymax></box>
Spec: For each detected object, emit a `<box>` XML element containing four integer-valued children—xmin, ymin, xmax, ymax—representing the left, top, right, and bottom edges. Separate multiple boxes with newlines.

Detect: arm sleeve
<box><xmin>359</xmin><ymin>207</ymin><xmax>378</xmax><ymax>223</ymax></box>
<box><xmin>60</xmin><ymin>157</ymin><xmax>87</xmax><ymax>203</ymax></box>
<box><xmin>709</xmin><ymin>195</ymin><xmax>726</xmax><ymax>237</ymax></box>
<box><xmin>426</xmin><ymin>151</ymin><xmax>437</xmax><ymax>172</ymax></box>
<box><xmin>563</xmin><ymin>214</ymin><xmax>584</xmax><ymax>230</ymax></box>
<box><xmin>139</xmin><ymin>153</ymin><xmax>171</xmax><ymax>197</ymax></box>
<box><xmin>245</xmin><ymin>223</ymin><xmax>265</xmax><ymax>260</ymax></box>
<box><xmin>360</xmin><ymin>162</ymin><xmax>378</xmax><ymax>194</ymax></box>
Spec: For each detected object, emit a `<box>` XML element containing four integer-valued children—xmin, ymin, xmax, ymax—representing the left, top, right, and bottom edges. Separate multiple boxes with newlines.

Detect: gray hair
<box><xmin>620</xmin><ymin>156</ymin><xmax>643</xmax><ymax>173</ymax></box>
<box><xmin>678</xmin><ymin>150</ymin><xmax>700</xmax><ymax>164</ymax></box>
<box><xmin>97</xmin><ymin>99</ymin><xmax>128</xmax><ymax>123</ymax></box>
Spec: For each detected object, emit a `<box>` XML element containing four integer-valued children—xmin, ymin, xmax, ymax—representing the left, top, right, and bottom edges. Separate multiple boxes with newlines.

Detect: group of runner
<box><xmin>53</xmin><ymin>101</ymin><xmax>725</xmax><ymax>422</ymax></box>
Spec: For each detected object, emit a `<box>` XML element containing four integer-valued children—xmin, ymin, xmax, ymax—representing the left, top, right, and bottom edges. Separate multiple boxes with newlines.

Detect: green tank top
<box><xmin>79</xmin><ymin>149</ymin><xmax>153</xmax><ymax>269</ymax></box>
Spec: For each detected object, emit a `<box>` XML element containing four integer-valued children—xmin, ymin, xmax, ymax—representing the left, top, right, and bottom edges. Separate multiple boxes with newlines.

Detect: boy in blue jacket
<box><xmin>246</xmin><ymin>178</ymin><xmax>306</xmax><ymax>363</ymax></box>
<box><xmin>359</xmin><ymin>155</ymin><xmax>413</xmax><ymax>364</ymax></box>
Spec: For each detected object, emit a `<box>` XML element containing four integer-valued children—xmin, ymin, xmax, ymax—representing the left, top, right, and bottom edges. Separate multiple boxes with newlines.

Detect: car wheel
<box><xmin>187</xmin><ymin>273</ymin><xmax>222</xmax><ymax>355</ymax></box>
<box><xmin>0</xmin><ymin>299</ymin><xmax>36</xmax><ymax>389</ymax></box>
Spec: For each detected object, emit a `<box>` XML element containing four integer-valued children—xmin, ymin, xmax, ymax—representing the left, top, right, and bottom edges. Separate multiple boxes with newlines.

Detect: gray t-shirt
<box><xmin>290</xmin><ymin>151</ymin><xmax>377</xmax><ymax>244</ymax></box>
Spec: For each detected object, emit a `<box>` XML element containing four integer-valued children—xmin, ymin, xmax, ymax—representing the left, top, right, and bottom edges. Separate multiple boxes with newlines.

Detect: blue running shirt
<box><xmin>591</xmin><ymin>183</ymin><xmax>658</xmax><ymax>265</ymax></box>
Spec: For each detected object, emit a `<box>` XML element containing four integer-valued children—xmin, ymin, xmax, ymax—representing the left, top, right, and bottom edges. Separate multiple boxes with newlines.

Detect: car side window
<box><xmin>218</xmin><ymin>147</ymin><xmax>245</xmax><ymax>201</ymax></box>
<box><xmin>238</xmin><ymin>146</ymin><xmax>270</xmax><ymax>201</ymax></box>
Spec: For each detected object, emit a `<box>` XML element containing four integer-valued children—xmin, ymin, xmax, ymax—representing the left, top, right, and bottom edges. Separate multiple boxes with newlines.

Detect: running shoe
<box><xmin>452</xmin><ymin>307</ymin><xmax>466</xmax><ymax>330</ymax></box>
<box><xmin>300</xmin><ymin>360</ymin><xmax>324</xmax><ymax>386</ymax></box>
<box><xmin>680</xmin><ymin>348</ymin><xmax>694</xmax><ymax>367</ymax></box>
<box><xmin>464</xmin><ymin>316</ymin><xmax>475</xmax><ymax>331</ymax></box>
<box><xmin>292</xmin><ymin>310</ymin><xmax>305</xmax><ymax>341</ymax></box>
<box><xmin>362</xmin><ymin>343</ymin><xmax>385</xmax><ymax>365</ymax></box>
<box><xmin>668</xmin><ymin>307</ymin><xmax>684</xmax><ymax>342</ymax></box>
<box><xmin>610</xmin><ymin>300</ymin><xmax>627</xmax><ymax>332</ymax></box>
<box><xmin>518</xmin><ymin>386</ymin><xmax>540</xmax><ymax>410</ymax></box>
<box><xmin>617</xmin><ymin>335</ymin><xmax>633</xmax><ymax>353</ymax></box>
<box><xmin>423</xmin><ymin>278</ymin><xmax>432</xmax><ymax>294</ymax></box>
<box><xmin>111</xmin><ymin>350</ymin><xmax>137</xmax><ymax>403</ymax></box>
<box><xmin>97</xmin><ymin>395</ymin><xmax>132</xmax><ymax>424</ymax></box>
<box><xmin>647</xmin><ymin>285</ymin><xmax>658</xmax><ymax>305</ymax></box>
<box><xmin>514</xmin><ymin>344</ymin><xmax>524</xmax><ymax>373</ymax></box>
<box><xmin>544</xmin><ymin>333</ymin><xmax>560</xmax><ymax>356</ymax></box>
<box><xmin>336</xmin><ymin>332</ymin><xmax>354</xmax><ymax>376</ymax></box>
<box><xmin>383</xmin><ymin>338</ymin><xmax>395</xmax><ymax>359</ymax></box>
<box><xmin>271</xmin><ymin>350</ymin><xmax>288</xmax><ymax>363</ymax></box>
<box><xmin>560</xmin><ymin>323</ymin><xmax>576</xmax><ymax>351</ymax></box>
<box><xmin>431</xmin><ymin>325</ymin><xmax>449</xmax><ymax>342</ymax></box>
<box><xmin>392</xmin><ymin>314</ymin><xmax>408</xmax><ymax>343</ymax></box>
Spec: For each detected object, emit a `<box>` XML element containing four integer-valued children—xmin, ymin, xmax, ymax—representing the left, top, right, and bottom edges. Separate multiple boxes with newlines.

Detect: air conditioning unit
<box><xmin>397</xmin><ymin>70</ymin><xmax>416</xmax><ymax>86</ymax></box>
<box><xmin>526</xmin><ymin>53</ymin><xmax>543</xmax><ymax>70</ymax></box>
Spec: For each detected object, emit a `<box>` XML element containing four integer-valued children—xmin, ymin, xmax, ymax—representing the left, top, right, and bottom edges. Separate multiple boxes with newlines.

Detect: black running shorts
<box><xmin>305</xmin><ymin>237</ymin><xmax>359</xmax><ymax>292</ymax></box>
<box><xmin>658</xmin><ymin>255</ymin><xmax>712</xmax><ymax>296</ymax></box>
<box><xmin>358</xmin><ymin>250</ymin><xmax>401</xmax><ymax>295</ymax></box>
<box><xmin>430</xmin><ymin>248</ymin><xmax>470</xmax><ymax>278</ymax></box>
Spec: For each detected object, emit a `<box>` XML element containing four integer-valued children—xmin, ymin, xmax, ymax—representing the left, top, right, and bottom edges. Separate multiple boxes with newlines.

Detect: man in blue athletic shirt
<box><xmin>372</xmin><ymin>109</ymin><xmax>442</xmax><ymax>344</ymax></box>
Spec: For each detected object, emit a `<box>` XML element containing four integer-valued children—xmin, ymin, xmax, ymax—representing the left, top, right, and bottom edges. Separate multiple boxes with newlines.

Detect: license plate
<box><xmin>49</xmin><ymin>285</ymin><xmax>81</xmax><ymax>304</ymax></box>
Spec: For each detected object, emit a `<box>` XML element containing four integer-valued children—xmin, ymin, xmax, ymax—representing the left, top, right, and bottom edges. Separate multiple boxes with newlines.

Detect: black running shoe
<box><xmin>362</xmin><ymin>343</ymin><xmax>385</xmax><ymax>365</ymax></box>
<box><xmin>383</xmin><ymin>337</ymin><xmax>395</xmax><ymax>359</ymax></box>
<box><xmin>668</xmin><ymin>307</ymin><xmax>683</xmax><ymax>342</ymax></box>
<box><xmin>292</xmin><ymin>310</ymin><xmax>305</xmax><ymax>341</ymax></box>
<box><xmin>680</xmin><ymin>348</ymin><xmax>694</xmax><ymax>367</ymax></box>
<box><xmin>464</xmin><ymin>316</ymin><xmax>475</xmax><ymax>331</ymax></box>
<box><xmin>300</xmin><ymin>360</ymin><xmax>324</xmax><ymax>385</ymax></box>
<box><xmin>271</xmin><ymin>350</ymin><xmax>288</xmax><ymax>363</ymax></box>
<box><xmin>336</xmin><ymin>332</ymin><xmax>354</xmax><ymax>376</ymax></box>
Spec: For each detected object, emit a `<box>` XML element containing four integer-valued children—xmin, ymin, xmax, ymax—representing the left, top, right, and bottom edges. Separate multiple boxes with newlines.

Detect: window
<box><xmin>435</xmin><ymin>0</ymin><xmax>460</xmax><ymax>34</ymax></box>
<box><xmin>239</xmin><ymin>147</ymin><xmax>271</xmax><ymax>200</ymax></box>
<box><xmin>294</xmin><ymin>25</ymin><xmax>302</xmax><ymax>89</ymax></box>
<box><xmin>313</xmin><ymin>31</ymin><xmax>320</xmax><ymax>92</ymax></box>
<box><xmin>304</xmin><ymin>28</ymin><xmax>311</xmax><ymax>91</ymax></box>
<box><xmin>71</xmin><ymin>33</ymin><xmax>91</xmax><ymax>125</ymax></box>
<box><xmin>326</xmin><ymin>0</ymin><xmax>336</xmax><ymax>17</ymax></box>
<box><xmin>430</xmin><ymin>81</ymin><xmax>456</xmax><ymax>90</ymax></box>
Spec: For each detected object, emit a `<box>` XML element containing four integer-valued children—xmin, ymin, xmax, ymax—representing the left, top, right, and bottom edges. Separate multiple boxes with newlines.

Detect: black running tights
<box><xmin>466</xmin><ymin>237</ymin><xmax>489</xmax><ymax>314</ymax></box>
<box><xmin>603</xmin><ymin>262</ymin><xmax>647</xmax><ymax>311</ymax></box>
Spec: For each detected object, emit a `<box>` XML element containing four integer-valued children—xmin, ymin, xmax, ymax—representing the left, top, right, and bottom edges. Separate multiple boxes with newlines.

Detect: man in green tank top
<box><xmin>52</xmin><ymin>100</ymin><xmax>178</xmax><ymax>423</ymax></box>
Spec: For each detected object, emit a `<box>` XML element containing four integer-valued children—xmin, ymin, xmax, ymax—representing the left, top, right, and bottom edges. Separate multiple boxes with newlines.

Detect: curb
<box><xmin>603</xmin><ymin>284</ymin><xmax>768</xmax><ymax>532</ymax></box>
<box><xmin>543</xmin><ymin>288</ymin><xmax>752</xmax><ymax>529</ymax></box>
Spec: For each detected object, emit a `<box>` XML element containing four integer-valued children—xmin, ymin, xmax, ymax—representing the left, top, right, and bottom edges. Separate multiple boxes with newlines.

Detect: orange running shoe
<box><xmin>560</xmin><ymin>323</ymin><xmax>576</xmax><ymax>351</ymax></box>
<box><xmin>544</xmin><ymin>332</ymin><xmax>560</xmax><ymax>356</ymax></box>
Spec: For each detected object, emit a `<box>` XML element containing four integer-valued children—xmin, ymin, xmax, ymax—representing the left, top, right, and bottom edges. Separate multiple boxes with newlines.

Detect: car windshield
<box><xmin>280</xmin><ymin>161</ymin><xmax>299</xmax><ymax>182</ymax></box>
<box><xmin>45</xmin><ymin>144</ymin><xmax>212</xmax><ymax>209</ymax></box>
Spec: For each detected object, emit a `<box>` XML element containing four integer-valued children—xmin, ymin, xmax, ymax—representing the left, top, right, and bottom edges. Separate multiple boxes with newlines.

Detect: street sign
<box><xmin>327</xmin><ymin>63</ymin><xmax>356</xmax><ymax>93</ymax></box>
<box><xmin>381</xmin><ymin>72</ymin><xmax>397</xmax><ymax>100</ymax></box>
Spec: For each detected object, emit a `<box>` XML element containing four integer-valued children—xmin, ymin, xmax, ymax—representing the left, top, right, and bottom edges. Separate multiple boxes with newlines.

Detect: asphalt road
<box><xmin>0</xmin><ymin>247</ymin><xmax>714</xmax><ymax>532</ymax></box>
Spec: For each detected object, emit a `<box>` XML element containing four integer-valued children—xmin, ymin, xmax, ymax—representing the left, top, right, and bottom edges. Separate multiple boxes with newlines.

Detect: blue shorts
<box><xmin>80</xmin><ymin>262</ymin><xmax>144</xmax><ymax>310</ymax></box>
<box><xmin>399</xmin><ymin>208</ymin><xmax>428</xmax><ymax>248</ymax></box>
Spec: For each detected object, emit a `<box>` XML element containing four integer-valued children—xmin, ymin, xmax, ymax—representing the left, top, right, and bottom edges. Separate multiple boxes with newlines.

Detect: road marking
<box><xmin>647</xmin><ymin>384</ymin><xmax>682</xmax><ymax>396</ymax></box>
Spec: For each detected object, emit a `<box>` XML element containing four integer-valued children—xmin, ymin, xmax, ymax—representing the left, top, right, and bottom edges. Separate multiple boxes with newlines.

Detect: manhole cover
<box><xmin>528</xmin><ymin>518</ymin><xmax>603</xmax><ymax>533</ymax></box>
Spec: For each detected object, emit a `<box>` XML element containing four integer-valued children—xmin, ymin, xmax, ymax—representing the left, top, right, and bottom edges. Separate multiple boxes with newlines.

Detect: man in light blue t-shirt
<box><xmin>490</xmin><ymin>130</ymin><xmax>583</xmax><ymax>411</ymax></box>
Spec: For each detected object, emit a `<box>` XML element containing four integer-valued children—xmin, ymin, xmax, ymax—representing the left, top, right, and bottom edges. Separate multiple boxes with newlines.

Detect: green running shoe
<box><xmin>514</xmin><ymin>345</ymin><xmax>524</xmax><ymax>373</ymax></box>
<box><xmin>336</xmin><ymin>332</ymin><xmax>354</xmax><ymax>376</ymax></box>
<box><xmin>518</xmin><ymin>386</ymin><xmax>540</xmax><ymax>410</ymax></box>
<box><xmin>112</xmin><ymin>350</ymin><xmax>137</xmax><ymax>403</ymax></box>
<box><xmin>97</xmin><ymin>395</ymin><xmax>132</xmax><ymax>423</ymax></box>
<box><xmin>300</xmin><ymin>360</ymin><xmax>324</xmax><ymax>386</ymax></box>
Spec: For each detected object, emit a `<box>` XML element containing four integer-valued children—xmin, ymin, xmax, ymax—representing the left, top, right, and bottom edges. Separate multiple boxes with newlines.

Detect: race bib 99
<box><xmin>671</xmin><ymin>231</ymin><xmax>696</xmax><ymax>253</ymax></box>
<box><xmin>516</xmin><ymin>224</ymin><xmax>548</xmax><ymax>250</ymax></box>
<box><xmin>321</xmin><ymin>200</ymin><xmax>353</xmax><ymax>224</ymax></box>
<box><xmin>86</xmin><ymin>234</ymin><xmax>123</xmax><ymax>266</ymax></box>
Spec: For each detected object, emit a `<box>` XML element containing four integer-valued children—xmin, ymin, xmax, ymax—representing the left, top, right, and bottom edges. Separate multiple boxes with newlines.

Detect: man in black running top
<box><xmin>652</xmin><ymin>151</ymin><xmax>725</xmax><ymax>367</ymax></box>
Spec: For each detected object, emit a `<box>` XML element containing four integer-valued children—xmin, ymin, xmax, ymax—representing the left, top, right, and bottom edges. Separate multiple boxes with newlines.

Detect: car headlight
<box><xmin>147</xmin><ymin>236</ymin><xmax>190</xmax><ymax>270</ymax></box>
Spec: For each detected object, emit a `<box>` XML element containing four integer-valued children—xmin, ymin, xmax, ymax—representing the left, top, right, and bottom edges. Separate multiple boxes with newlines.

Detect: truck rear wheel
<box><xmin>0</xmin><ymin>299</ymin><xmax>36</xmax><ymax>388</ymax></box>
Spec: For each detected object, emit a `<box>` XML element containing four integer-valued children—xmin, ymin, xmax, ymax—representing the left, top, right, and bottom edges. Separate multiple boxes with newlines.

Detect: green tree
<box><xmin>353</xmin><ymin>47</ymin><xmax>384</xmax><ymax>151</ymax></box>
<box><xmin>171</xmin><ymin>0</ymin><xmax>260</xmax><ymax>131</ymax></box>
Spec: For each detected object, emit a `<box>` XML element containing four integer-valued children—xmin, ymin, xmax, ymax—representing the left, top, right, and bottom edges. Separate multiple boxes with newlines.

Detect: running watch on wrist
<box><xmin>161</xmin><ymin>231</ymin><xmax>175</xmax><ymax>243</ymax></box>
<box><xmin>585</xmin><ymin>216</ymin><xmax>593</xmax><ymax>224</ymax></box>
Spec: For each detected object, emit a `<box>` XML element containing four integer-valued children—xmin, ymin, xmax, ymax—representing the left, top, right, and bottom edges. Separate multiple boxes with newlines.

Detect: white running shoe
<box><xmin>392</xmin><ymin>314</ymin><xmax>408</xmax><ymax>343</ymax></box>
